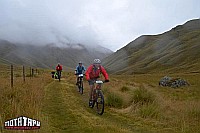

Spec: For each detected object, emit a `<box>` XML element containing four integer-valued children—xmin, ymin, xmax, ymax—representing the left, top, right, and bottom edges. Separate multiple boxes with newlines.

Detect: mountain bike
<box><xmin>77</xmin><ymin>74</ymin><xmax>84</xmax><ymax>94</ymax></box>
<box><xmin>89</xmin><ymin>80</ymin><xmax>106</xmax><ymax>115</ymax></box>
<box><xmin>57</xmin><ymin>70</ymin><xmax>61</xmax><ymax>82</ymax></box>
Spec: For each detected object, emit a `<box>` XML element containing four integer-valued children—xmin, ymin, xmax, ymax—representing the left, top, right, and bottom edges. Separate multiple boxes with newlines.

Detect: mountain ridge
<box><xmin>0</xmin><ymin>40</ymin><xmax>113</xmax><ymax>70</ymax></box>
<box><xmin>103</xmin><ymin>19</ymin><xmax>200</xmax><ymax>74</ymax></box>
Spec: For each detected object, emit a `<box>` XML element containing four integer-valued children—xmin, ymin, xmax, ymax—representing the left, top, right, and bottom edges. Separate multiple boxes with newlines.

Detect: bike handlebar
<box><xmin>75</xmin><ymin>73</ymin><xmax>85</xmax><ymax>76</ymax></box>
<box><xmin>94</xmin><ymin>80</ymin><xmax>109</xmax><ymax>84</ymax></box>
<box><xmin>95</xmin><ymin>80</ymin><xmax>104</xmax><ymax>84</ymax></box>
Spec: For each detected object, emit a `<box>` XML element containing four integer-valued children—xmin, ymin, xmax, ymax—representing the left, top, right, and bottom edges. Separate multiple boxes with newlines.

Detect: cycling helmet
<box><xmin>79</xmin><ymin>61</ymin><xmax>82</xmax><ymax>64</ymax></box>
<box><xmin>93</xmin><ymin>59</ymin><xmax>101</xmax><ymax>64</ymax></box>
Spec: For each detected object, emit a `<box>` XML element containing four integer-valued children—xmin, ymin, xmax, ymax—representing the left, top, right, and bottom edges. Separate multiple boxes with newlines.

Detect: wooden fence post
<box><xmin>23</xmin><ymin>65</ymin><xmax>25</xmax><ymax>82</ymax></box>
<box><xmin>32</xmin><ymin>68</ymin><xmax>34</xmax><ymax>77</ymax></box>
<box><xmin>30</xmin><ymin>67</ymin><xmax>32</xmax><ymax>78</ymax></box>
<box><xmin>11</xmin><ymin>65</ymin><xmax>13</xmax><ymax>88</ymax></box>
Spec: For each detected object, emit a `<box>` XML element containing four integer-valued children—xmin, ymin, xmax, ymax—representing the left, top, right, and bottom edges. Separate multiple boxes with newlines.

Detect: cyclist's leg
<box><xmin>89</xmin><ymin>85</ymin><xmax>95</xmax><ymax>100</ymax></box>
<box><xmin>57</xmin><ymin>70</ymin><xmax>60</xmax><ymax>78</ymax></box>
<box><xmin>89</xmin><ymin>85</ymin><xmax>94</xmax><ymax>106</ymax></box>
<box><xmin>76</xmin><ymin>76</ymin><xmax>79</xmax><ymax>85</ymax></box>
<box><xmin>88</xmin><ymin>80</ymin><xmax>95</xmax><ymax>105</ymax></box>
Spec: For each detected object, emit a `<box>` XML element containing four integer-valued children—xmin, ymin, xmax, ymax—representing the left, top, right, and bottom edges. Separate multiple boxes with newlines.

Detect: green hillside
<box><xmin>103</xmin><ymin>19</ymin><xmax>200</xmax><ymax>74</ymax></box>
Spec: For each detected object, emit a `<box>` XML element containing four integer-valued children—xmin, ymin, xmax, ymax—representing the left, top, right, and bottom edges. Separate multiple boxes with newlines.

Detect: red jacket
<box><xmin>56</xmin><ymin>65</ymin><xmax>62</xmax><ymax>71</ymax></box>
<box><xmin>85</xmin><ymin>65</ymin><xmax>109</xmax><ymax>81</ymax></box>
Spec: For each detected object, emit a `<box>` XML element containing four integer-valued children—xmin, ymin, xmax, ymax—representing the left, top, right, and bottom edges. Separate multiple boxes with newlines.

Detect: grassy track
<box><xmin>40</xmin><ymin>77</ymin><xmax>160</xmax><ymax>133</ymax></box>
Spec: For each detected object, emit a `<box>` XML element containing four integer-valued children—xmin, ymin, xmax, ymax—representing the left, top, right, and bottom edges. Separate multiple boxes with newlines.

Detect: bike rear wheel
<box><xmin>96</xmin><ymin>90</ymin><xmax>104</xmax><ymax>115</ymax></box>
<box><xmin>80</xmin><ymin>80</ymin><xmax>83</xmax><ymax>94</ymax></box>
<box><xmin>57</xmin><ymin>71</ymin><xmax>61</xmax><ymax>82</ymax></box>
<box><xmin>78</xmin><ymin>78</ymin><xmax>83</xmax><ymax>94</ymax></box>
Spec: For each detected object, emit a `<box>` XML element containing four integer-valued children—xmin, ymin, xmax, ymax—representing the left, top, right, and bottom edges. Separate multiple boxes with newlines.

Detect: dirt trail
<box><xmin>41</xmin><ymin>77</ymin><xmax>158</xmax><ymax>133</ymax></box>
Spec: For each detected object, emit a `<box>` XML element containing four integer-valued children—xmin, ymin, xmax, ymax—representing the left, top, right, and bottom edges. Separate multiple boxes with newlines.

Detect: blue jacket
<box><xmin>76</xmin><ymin>65</ymin><xmax>86</xmax><ymax>74</ymax></box>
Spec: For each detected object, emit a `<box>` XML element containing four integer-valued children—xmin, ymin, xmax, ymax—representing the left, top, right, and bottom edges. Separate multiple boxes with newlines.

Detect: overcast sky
<box><xmin>0</xmin><ymin>0</ymin><xmax>199</xmax><ymax>51</ymax></box>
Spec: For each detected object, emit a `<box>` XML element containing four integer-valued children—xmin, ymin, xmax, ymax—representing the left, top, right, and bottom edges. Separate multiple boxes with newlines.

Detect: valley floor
<box><xmin>1</xmin><ymin>70</ymin><xmax>200</xmax><ymax>133</ymax></box>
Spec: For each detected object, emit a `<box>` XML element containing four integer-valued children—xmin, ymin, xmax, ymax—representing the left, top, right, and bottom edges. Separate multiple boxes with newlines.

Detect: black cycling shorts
<box><xmin>88</xmin><ymin>79</ymin><xmax>97</xmax><ymax>85</ymax></box>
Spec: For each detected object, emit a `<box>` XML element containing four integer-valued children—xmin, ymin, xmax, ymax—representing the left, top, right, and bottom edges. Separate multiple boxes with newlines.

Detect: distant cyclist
<box><xmin>56</xmin><ymin>63</ymin><xmax>63</xmax><ymax>78</ymax></box>
<box><xmin>85</xmin><ymin>59</ymin><xmax>109</xmax><ymax>106</ymax></box>
<box><xmin>75</xmin><ymin>61</ymin><xmax>86</xmax><ymax>85</ymax></box>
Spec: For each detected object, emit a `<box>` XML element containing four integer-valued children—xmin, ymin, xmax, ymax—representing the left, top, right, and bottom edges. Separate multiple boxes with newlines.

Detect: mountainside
<box><xmin>103</xmin><ymin>19</ymin><xmax>200</xmax><ymax>74</ymax></box>
<box><xmin>0</xmin><ymin>40</ymin><xmax>113</xmax><ymax>69</ymax></box>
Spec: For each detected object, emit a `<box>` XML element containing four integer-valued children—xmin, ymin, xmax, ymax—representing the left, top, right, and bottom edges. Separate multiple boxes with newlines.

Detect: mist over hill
<box><xmin>0</xmin><ymin>40</ymin><xmax>113</xmax><ymax>70</ymax></box>
<box><xmin>1</xmin><ymin>19</ymin><xmax>199</xmax><ymax>73</ymax></box>
<box><xmin>103</xmin><ymin>19</ymin><xmax>200</xmax><ymax>74</ymax></box>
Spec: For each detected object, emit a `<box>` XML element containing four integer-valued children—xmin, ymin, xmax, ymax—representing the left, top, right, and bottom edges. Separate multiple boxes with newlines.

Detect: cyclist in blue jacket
<box><xmin>75</xmin><ymin>61</ymin><xmax>86</xmax><ymax>85</ymax></box>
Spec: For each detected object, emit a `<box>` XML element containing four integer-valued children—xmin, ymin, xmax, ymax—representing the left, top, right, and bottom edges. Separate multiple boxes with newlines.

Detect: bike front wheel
<box><xmin>96</xmin><ymin>91</ymin><xmax>104</xmax><ymax>115</ymax></box>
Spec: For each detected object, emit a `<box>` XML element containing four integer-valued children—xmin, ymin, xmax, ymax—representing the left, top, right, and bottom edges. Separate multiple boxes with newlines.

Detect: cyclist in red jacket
<box><xmin>56</xmin><ymin>63</ymin><xmax>63</xmax><ymax>77</ymax></box>
<box><xmin>85</xmin><ymin>59</ymin><xmax>109</xmax><ymax>106</ymax></box>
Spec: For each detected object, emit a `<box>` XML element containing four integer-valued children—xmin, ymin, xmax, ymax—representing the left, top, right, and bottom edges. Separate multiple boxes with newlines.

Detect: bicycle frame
<box><xmin>93</xmin><ymin>81</ymin><xmax>103</xmax><ymax>98</ymax></box>
<box><xmin>77</xmin><ymin>74</ymin><xmax>84</xmax><ymax>94</ymax></box>
<box><xmin>91</xmin><ymin>80</ymin><xmax>105</xmax><ymax>115</ymax></box>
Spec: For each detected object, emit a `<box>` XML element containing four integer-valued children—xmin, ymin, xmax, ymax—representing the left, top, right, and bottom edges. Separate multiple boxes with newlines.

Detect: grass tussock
<box><xmin>132</xmin><ymin>86</ymin><xmax>155</xmax><ymax>105</ymax></box>
<box><xmin>138</xmin><ymin>103</ymin><xmax>160</xmax><ymax>118</ymax></box>
<box><xmin>106</xmin><ymin>92</ymin><xmax>123</xmax><ymax>108</ymax></box>
<box><xmin>119</xmin><ymin>86</ymin><xmax>130</xmax><ymax>92</ymax></box>
<box><xmin>128</xmin><ymin>86</ymin><xmax>160</xmax><ymax>118</ymax></box>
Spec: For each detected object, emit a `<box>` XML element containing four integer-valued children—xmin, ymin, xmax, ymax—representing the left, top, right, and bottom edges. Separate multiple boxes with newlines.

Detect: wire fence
<box><xmin>0</xmin><ymin>64</ymin><xmax>39</xmax><ymax>88</ymax></box>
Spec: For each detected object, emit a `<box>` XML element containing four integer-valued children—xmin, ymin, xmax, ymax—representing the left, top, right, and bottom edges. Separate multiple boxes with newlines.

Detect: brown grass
<box><xmin>109</xmin><ymin>73</ymin><xmax>200</xmax><ymax>132</ymax></box>
<box><xmin>0</xmin><ymin>65</ymin><xmax>52</xmax><ymax>132</ymax></box>
<box><xmin>0</xmin><ymin>64</ymin><xmax>199</xmax><ymax>132</ymax></box>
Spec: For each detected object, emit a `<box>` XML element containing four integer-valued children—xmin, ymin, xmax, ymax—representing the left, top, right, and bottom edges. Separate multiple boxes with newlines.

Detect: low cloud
<box><xmin>0</xmin><ymin>0</ymin><xmax>199</xmax><ymax>51</ymax></box>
